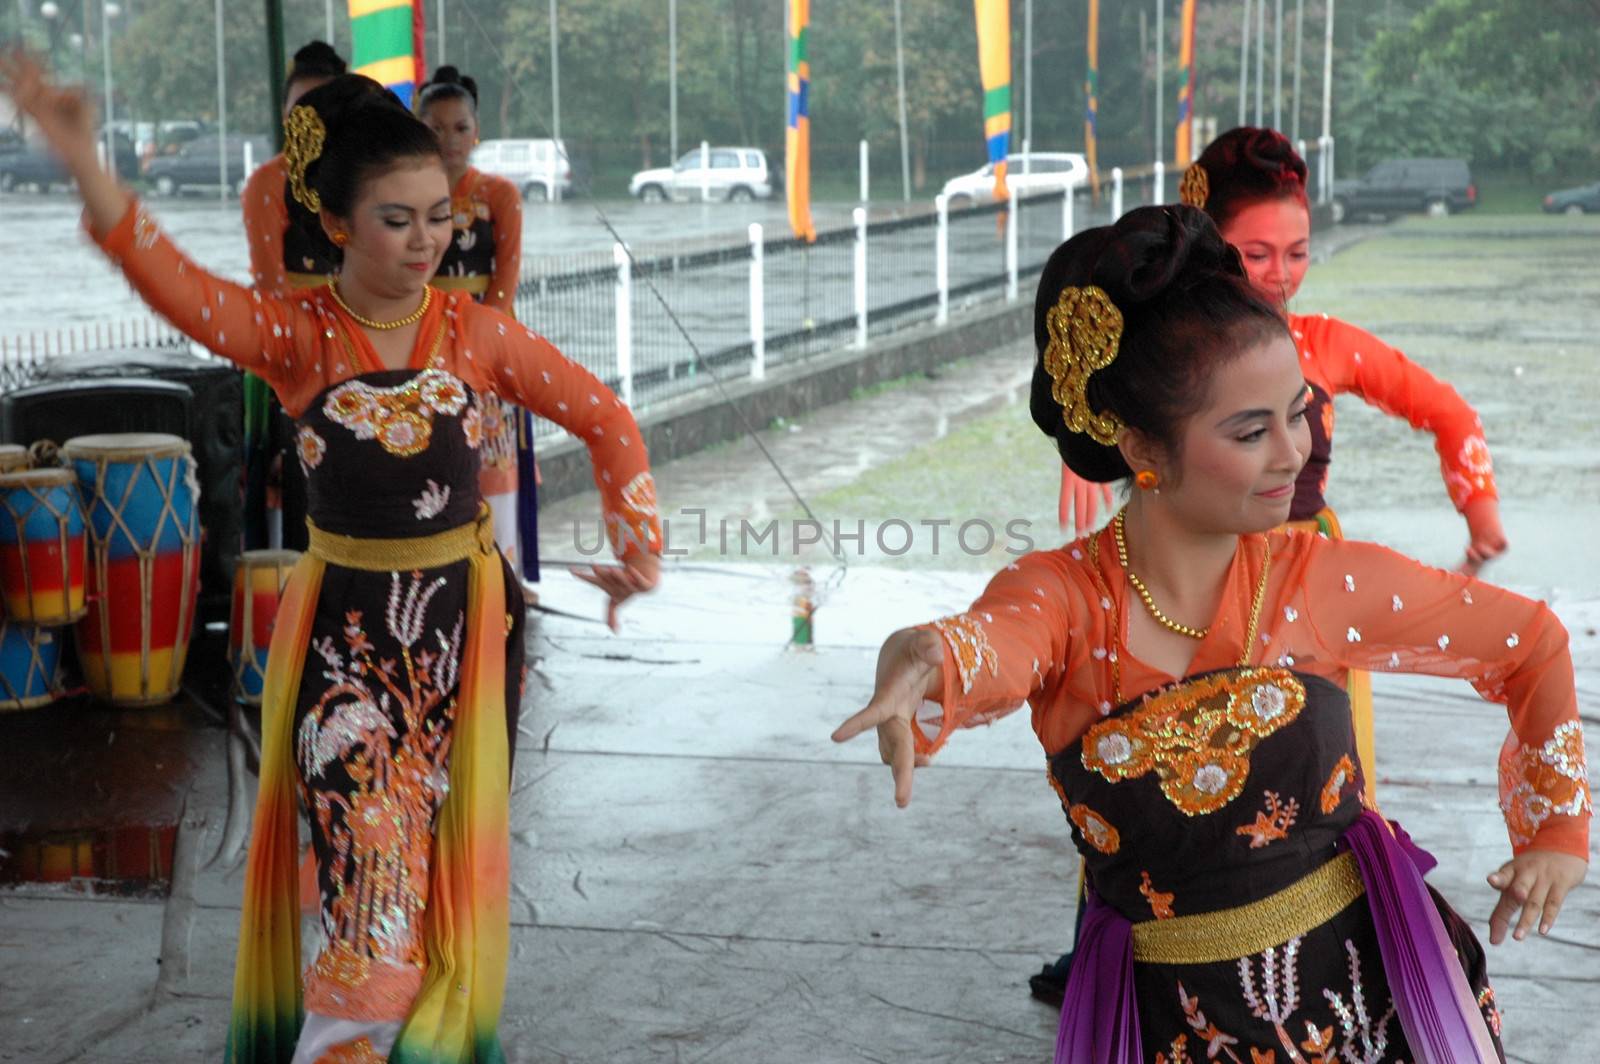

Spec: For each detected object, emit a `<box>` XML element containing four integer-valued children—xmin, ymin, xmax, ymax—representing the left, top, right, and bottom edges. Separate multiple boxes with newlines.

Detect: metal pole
<box><xmin>853</xmin><ymin>207</ymin><xmax>868</xmax><ymax>348</ymax></box>
<box><xmin>215</xmin><ymin>0</ymin><xmax>227</xmax><ymax>204</ymax></box>
<box><xmin>859</xmin><ymin>139</ymin><xmax>869</xmax><ymax>202</ymax></box>
<box><xmin>893</xmin><ymin>0</ymin><xmax>911</xmax><ymax>201</ymax></box>
<box><xmin>1255</xmin><ymin>0</ymin><xmax>1265</xmax><ymax>125</ymax></box>
<box><xmin>1111</xmin><ymin>165</ymin><xmax>1123</xmax><ymax>218</ymax></box>
<box><xmin>1062</xmin><ymin>178</ymin><xmax>1076</xmax><ymax>238</ymax></box>
<box><xmin>1005</xmin><ymin>183</ymin><xmax>1018</xmax><ymax>303</ymax></box>
<box><xmin>264</xmin><ymin>0</ymin><xmax>286</xmax><ymax>147</ymax></box>
<box><xmin>1152</xmin><ymin>160</ymin><xmax>1164</xmax><ymax>205</ymax></box>
<box><xmin>1273</xmin><ymin>0</ymin><xmax>1283</xmax><ymax>130</ymax></box>
<box><xmin>1237</xmin><ymin>0</ymin><xmax>1251</xmax><ymax>127</ymax></box>
<box><xmin>748</xmin><ymin>223</ymin><xmax>765</xmax><ymax>380</ymax></box>
<box><xmin>1320</xmin><ymin>0</ymin><xmax>1333</xmax><ymax>143</ymax></box>
<box><xmin>1291</xmin><ymin>0</ymin><xmax>1304</xmax><ymax>142</ymax></box>
<box><xmin>1155</xmin><ymin>0</ymin><xmax>1163</xmax><ymax>166</ymax></box>
<box><xmin>935</xmin><ymin>193</ymin><xmax>949</xmax><ymax>325</ymax></box>
<box><xmin>1024</xmin><ymin>0</ymin><xmax>1033</xmax><ymax>171</ymax></box>
<box><xmin>100</xmin><ymin>3</ymin><xmax>114</xmax><ymax>179</ymax></box>
<box><xmin>668</xmin><ymin>0</ymin><xmax>677</xmax><ymax>165</ymax></box>
<box><xmin>325</xmin><ymin>0</ymin><xmax>334</xmax><ymax>46</ymax></box>
<box><xmin>549</xmin><ymin>0</ymin><xmax>561</xmax><ymax>202</ymax></box>
<box><xmin>436</xmin><ymin>0</ymin><xmax>444</xmax><ymax>65</ymax></box>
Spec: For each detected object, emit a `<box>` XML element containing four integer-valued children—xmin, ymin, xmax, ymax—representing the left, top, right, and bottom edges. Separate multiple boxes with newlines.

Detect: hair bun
<box><xmin>420</xmin><ymin>65</ymin><xmax>479</xmax><ymax>108</ymax></box>
<box><xmin>1089</xmin><ymin>205</ymin><xmax>1244</xmax><ymax>306</ymax></box>
<box><xmin>430</xmin><ymin>64</ymin><xmax>462</xmax><ymax>84</ymax></box>
<box><xmin>1193</xmin><ymin>126</ymin><xmax>1308</xmax><ymax>225</ymax></box>
<box><xmin>290</xmin><ymin>40</ymin><xmax>346</xmax><ymax>77</ymax></box>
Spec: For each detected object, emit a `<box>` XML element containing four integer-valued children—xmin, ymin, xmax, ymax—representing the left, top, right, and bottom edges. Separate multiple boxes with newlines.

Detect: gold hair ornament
<box><xmin>1179</xmin><ymin>162</ymin><xmax>1210</xmax><ymax>208</ymax></box>
<box><xmin>1043</xmin><ymin>285</ymin><xmax>1125</xmax><ymax>446</ymax></box>
<box><xmin>283</xmin><ymin>105</ymin><xmax>326</xmax><ymax>214</ymax></box>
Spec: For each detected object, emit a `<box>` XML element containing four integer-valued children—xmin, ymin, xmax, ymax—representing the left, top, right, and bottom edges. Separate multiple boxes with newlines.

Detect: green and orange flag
<box><xmin>348</xmin><ymin>0</ymin><xmax>426</xmax><ymax>107</ymax></box>
<box><xmin>974</xmin><ymin>0</ymin><xmax>1012</xmax><ymax>201</ymax></box>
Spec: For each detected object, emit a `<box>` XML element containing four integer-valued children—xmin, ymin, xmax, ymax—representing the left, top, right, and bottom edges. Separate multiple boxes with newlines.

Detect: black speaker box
<box><xmin>10</xmin><ymin>348</ymin><xmax>245</xmax><ymax>627</ymax></box>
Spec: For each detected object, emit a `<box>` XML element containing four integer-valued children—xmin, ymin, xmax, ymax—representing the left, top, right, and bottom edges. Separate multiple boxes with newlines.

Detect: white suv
<box><xmin>941</xmin><ymin>151</ymin><xmax>1089</xmax><ymax>205</ymax></box>
<box><xmin>471</xmin><ymin>138</ymin><xmax>573</xmax><ymax>201</ymax></box>
<box><xmin>629</xmin><ymin>147</ymin><xmax>773</xmax><ymax>203</ymax></box>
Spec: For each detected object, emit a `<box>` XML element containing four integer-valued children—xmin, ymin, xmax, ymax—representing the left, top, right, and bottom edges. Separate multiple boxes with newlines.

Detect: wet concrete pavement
<box><xmin>2</xmin><ymin>215</ymin><xmax>1597</xmax><ymax>1062</ymax></box>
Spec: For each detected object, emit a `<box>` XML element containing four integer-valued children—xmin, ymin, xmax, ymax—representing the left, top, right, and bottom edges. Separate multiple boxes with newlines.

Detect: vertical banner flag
<box><xmin>786</xmin><ymin>0</ymin><xmax>816</xmax><ymax>243</ymax></box>
<box><xmin>349</xmin><ymin>0</ymin><xmax>425</xmax><ymax>108</ymax></box>
<box><xmin>1174</xmin><ymin>0</ymin><xmax>1199</xmax><ymax>164</ymax></box>
<box><xmin>1085</xmin><ymin>0</ymin><xmax>1101</xmax><ymax>197</ymax></box>
<box><xmin>974</xmin><ymin>0</ymin><xmax>1012</xmax><ymax>202</ymax></box>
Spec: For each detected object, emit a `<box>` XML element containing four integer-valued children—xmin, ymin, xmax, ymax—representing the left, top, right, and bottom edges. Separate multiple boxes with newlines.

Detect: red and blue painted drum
<box><xmin>64</xmin><ymin>433</ymin><xmax>201</xmax><ymax>707</ymax></box>
<box><xmin>0</xmin><ymin>620</ymin><xmax>63</xmax><ymax>712</ymax></box>
<box><xmin>228</xmin><ymin>549</ymin><xmax>298</xmax><ymax>705</ymax></box>
<box><xmin>0</xmin><ymin>468</ymin><xmax>88</xmax><ymax>625</ymax></box>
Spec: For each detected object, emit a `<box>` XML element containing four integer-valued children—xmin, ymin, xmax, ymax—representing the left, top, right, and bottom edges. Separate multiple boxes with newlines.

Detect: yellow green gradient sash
<box><xmin>226</xmin><ymin>507</ymin><xmax>510</xmax><ymax>1063</ymax></box>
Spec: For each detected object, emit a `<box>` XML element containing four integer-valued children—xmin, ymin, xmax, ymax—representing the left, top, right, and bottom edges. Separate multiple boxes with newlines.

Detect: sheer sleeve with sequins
<box><xmin>911</xmin><ymin>549</ymin><xmax>1095</xmax><ymax>758</ymax></box>
<box><xmin>1295</xmin><ymin>313</ymin><xmax>1497</xmax><ymax>511</ymax></box>
<box><xmin>457</xmin><ymin>301</ymin><xmax>660</xmax><ymax>562</ymax></box>
<box><xmin>1268</xmin><ymin>533</ymin><xmax>1589</xmax><ymax>859</ymax></box>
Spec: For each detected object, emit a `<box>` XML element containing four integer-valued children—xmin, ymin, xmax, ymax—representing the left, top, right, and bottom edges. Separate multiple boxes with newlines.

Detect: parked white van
<box><xmin>629</xmin><ymin>147</ymin><xmax>773</xmax><ymax>203</ymax></box>
<box><xmin>941</xmin><ymin>151</ymin><xmax>1089</xmax><ymax>205</ymax></box>
<box><xmin>471</xmin><ymin>138</ymin><xmax>573</xmax><ymax>201</ymax></box>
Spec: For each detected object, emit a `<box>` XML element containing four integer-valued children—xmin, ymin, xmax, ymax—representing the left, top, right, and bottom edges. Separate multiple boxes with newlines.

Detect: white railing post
<box><xmin>1326</xmin><ymin>136</ymin><xmax>1335</xmax><ymax>203</ymax></box>
<box><xmin>1297</xmin><ymin>138</ymin><xmax>1308</xmax><ymax>167</ymax></box>
<box><xmin>1062</xmin><ymin>178</ymin><xmax>1077</xmax><ymax>240</ymax></box>
<box><xmin>748</xmin><ymin>223</ymin><xmax>766</xmax><ymax>380</ymax></box>
<box><xmin>613</xmin><ymin>242</ymin><xmax>634</xmax><ymax>406</ymax></box>
<box><xmin>1317</xmin><ymin>134</ymin><xmax>1330</xmax><ymax>204</ymax></box>
<box><xmin>700</xmin><ymin>140</ymin><xmax>710</xmax><ymax>202</ymax></box>
<box><xmin>1005</xmin><ymin>183</ymin><xmax>1019</xmax><ymax>303</ymax></box>
<box><xmin>853</xmin><ymin>206</ymin><xmax>868</xmax><ymax>349</ymax></box>
<box><xmin>1111</xmin><ymin>166</ymin><xmax>1124</xmax><ymax>219</ymax></box>
<box><xmin>935</xmin><ymin>193</ymin><xmax>950</xmax><ymax>326</ymax></box>
<box><xmin>1152</xmin><ymin>160</ymin><xmax>1165</xmax><ymax>206</ymax></box>
<box><xmin>859</xmin><ymin>139</ymin><xmax>869</xmax><ymax>203</ymax></box>
<box><xmin>243</xmin><ymin>139</ymin><xmax>255</xmax><ymax>184</ymax></box>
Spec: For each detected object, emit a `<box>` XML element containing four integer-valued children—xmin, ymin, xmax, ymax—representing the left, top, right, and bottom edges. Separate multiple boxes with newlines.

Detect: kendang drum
<box><xmin>0</xmin><ymin>445</ymin><xmax>29</xmax><ymax>473</ymax></box>
<box><xmin>0</xmin><ymin>620</ymin><xmax>63</xmax><ymax>712</ymax></box>
<box><xmin>229</xmin><ymin>549</ymin><xmax>299</xmax><ymax>705</ymax></box>
<box><xmin>0</xmin><ymin>469</ymin><xmax>88</xmax><ymax>625</ymax></box>
<box><xmin>64</xmin><ymin>433</ymin><xmax>201</xmax><ymax>707</ymax></box>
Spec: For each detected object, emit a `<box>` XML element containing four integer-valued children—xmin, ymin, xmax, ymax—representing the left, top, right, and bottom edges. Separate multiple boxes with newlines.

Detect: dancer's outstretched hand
<box><xmin>1459</xmin><ymin>497</ymin><xmax>1508</xmax><ymax>576</ymax></box>
<box><xmin>0</xmin><ymin>49</ymin><xmax>97</xmax><ymax>164</ymax></box>
<box><xmin>1059</xmin><ymin>466</ymin><xmax>1114</xmax><ymax>537</ymax></box>
<box><xmin>831</xmin><ymin>627</ymin><xmax>945</xmax><ymax>808</ymax></box>
<box><xmin>572</xmin><ymin>552</ymin><xmax>659</xmax><ymax>632</ymax></box>
<box><xmin>1485</xmin><ymin>848</ymin><xmax>1586</xmax><ymax>944</ymax></box>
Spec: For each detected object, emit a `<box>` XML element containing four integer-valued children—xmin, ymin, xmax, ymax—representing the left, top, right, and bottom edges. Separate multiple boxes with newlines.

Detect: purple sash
<box><xmin>1054</xmin><ymin>809</ymin><xmax>1496</xmax><ymax>1063</ymax></box>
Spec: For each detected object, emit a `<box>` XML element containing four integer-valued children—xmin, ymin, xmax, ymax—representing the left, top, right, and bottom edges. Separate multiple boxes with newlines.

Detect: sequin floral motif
<box><xmin>929</xmin><ymin>613</ymin><xmax>999</xmax><ymax>695</ymax></box>
<box><xmin>607</xmin><ymin>471</ymin><xmax>660</xmax><ymax>555</ymax></box>
<box><xmin>1140</xmin><ymin>870</ymin><xmax>1176</xmax><ymax>919</ymax></box>
<box><xmin>295</xmin><ymin>572</ymin><xmax>464</xmax><ymax>1019</ymax></box>
<box><xmin>1236</xmin><ymin>790</ymin><xmax>1300</xmax><ymax>849</ymax></box>
<box><xmin>1068</xmin><ymin>803</ymin><xmax>1121</xmax><ymax>854</ymax></box>
<box><xmin>1445</xmin><ymin>433</ymin><xmax>1495</xmax><ymax>508</ymax></box>
<box><xmin>1498</xmin><ymin>720</ymin><xmax>1592</xmax><ymax>847</ymax></box>
<box><xmin>1080</xmin><ymin>669</ymin><xmax>1306</xmax><ymax>816</ymax></box>
<box><xmin>322</xmin><ymin>368</ymin><xmax>470</xmax><ymax>458</ymax></box>
<box><xmin>1320</xmin><ymin>755</ymin><xmax>1357</xmax><ymax>815</ymax></box>
<box><xmin>297</xmin><ymin>425</ymin><xmax>327</xmax><ymax>475</ymax></box>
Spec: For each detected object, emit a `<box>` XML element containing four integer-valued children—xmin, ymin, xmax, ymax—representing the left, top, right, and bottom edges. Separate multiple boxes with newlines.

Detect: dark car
<box><xmin>144</xmin><ymin>133</ymin><xmax>272</xmax><ymax>196</ymax></box>
<box><xmin>1331</xmin><ymin>158</ymin><xmax>1476</xmax><ymax>222</ymax></box>
<box><xmin>0</xmin><ymin>138</ymin><xmax>70</xmax><ymax>192</ymax></box>
<box><xmin>1542</xmin><ymin>180</ymin><xmax>1600</xmax><ymax>216</ymax></box>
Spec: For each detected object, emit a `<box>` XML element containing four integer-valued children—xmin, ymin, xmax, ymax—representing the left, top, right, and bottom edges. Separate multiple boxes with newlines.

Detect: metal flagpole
<box><xmin>669</xmin><ymin>0</ymin><xmax>677</xmax><ymax>166</ymax></box>
<box><xmin>1254</xmin><ymin>0</ymin><xmax>1264</xmax><ymax>125</ymax></box>
<box><xmin>215</xmin><ymin>0</ymin><xmax>226</xmax><ymax>204</ymax></box>
<box><xmin>1155</xmin><ymin>0</ymin><xmax>1164</xmax><ymax>166</ymax></box>
<box><xmin>549</xmin><ymin>0</ymin><xmax>561</xmax><ymax>201</ymax></box>
<box><xmin>1024</xmin><ymin>0</ymin><xmax>1033</xmax><ymax>176</ymax></box>
<box><xmin>436</xmin><ymin>0</ymin><xmax>444</xmax><ymax>65</ymax></box>
<box><xmin>1273</xmin><ymin>0</ymin><xmax>1283</xmax><ymax>130</ymax></box>
<box><xmin>894</xmin><ymin>0</ymin><xmax>911</xmax><ymax>200</ymax></box>
<box><xmin>325</xmin><ymin>0</ymin><xmax>333</xmax><ymax>46</ymax></box>
<box><xmin>1291</xmin><ymin>0</ymin><xmax>1303</xmax><ymax>142</ymax></box>
<box><xmin>265</xmin><ymin>0</ymin><xmax>286</xmax><ymax>147</ymax></box>
<box><xmin>1237</xmin><ymin>0</ymin><xmax>1250</xmax><ymax>127</ymax></box>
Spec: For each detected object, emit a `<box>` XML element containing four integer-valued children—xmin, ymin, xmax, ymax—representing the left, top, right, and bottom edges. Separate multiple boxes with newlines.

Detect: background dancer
<box><xmin>2</xmin><ymin>54</ymin><xmax>662</xmax><ymax>1063</ymax></box>
<box><xmin>837</xmin><ymin>206</ymin><xmax>1586</xmax><ymax>1062</ymax></box>
<box><xmin>416</xmin><ymin>64</ymin><xmax>539</xmax><ymax>592</ymax></box>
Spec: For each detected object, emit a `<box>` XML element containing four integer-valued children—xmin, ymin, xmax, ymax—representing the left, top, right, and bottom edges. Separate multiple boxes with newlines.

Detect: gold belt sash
<box><xmin>1130</xmin><ymin>851</ymin><xmax>1365</xmax><ymax>965</ymax></box>
<box><xmin>307</xmin><ymin>505</ymin><xmax>497</xmax><ymax>571</ymax></box>
<box><xmin>284</xmin><ymin>271</ymin><xmax>332</xmax><ymax>291</ymax></box>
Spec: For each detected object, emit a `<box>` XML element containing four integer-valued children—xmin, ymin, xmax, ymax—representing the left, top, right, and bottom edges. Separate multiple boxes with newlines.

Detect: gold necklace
<box><xmin>330</xmin><ymin>282</ymin><xmax>432</xmax><ymax>330</ymax></box>
<box><xmin>1114</xmin><ymin>510</ymin><xmax>1211</xmax><ymax>639</ymax></box>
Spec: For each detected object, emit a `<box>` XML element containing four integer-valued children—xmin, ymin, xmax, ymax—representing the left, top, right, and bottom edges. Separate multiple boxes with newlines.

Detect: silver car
<box><xmin>471</xmin><ymin>138</ymin><xmax>573</xmax><ymax>202</ymax></box>
<box><xmin>629</xmin><ymin>147</ymin><xmax>773</xmax><ymax>203</ymax></box>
